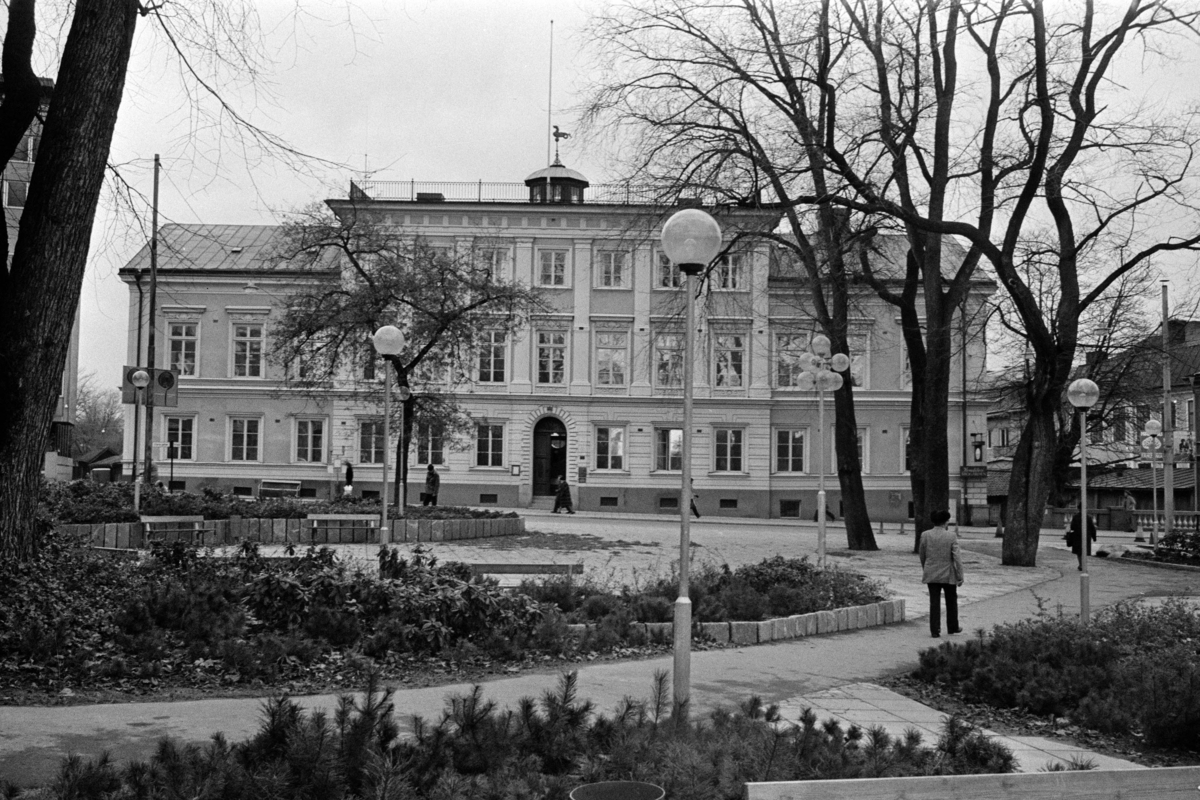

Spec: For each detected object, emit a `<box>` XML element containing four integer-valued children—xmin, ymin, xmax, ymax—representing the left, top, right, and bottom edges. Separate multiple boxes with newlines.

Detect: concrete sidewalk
<box><xmin>2</xmin><ymin>514</ymin><xmax>1196</xmax><ymax>786</ymax></box>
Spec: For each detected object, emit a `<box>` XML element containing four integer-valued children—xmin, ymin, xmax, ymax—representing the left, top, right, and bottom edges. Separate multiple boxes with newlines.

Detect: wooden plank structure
<box><xmin>746</xmin><ymin>766</ymin><xmax>1200</xmax><ymax>800</ymax></box>
<box><xmin>304</xmin><ymin>514</ymin><xmax>379</xmax><ymax>545</ymax></box>
<box><xmin>139</xmin><ymin>515</ymin><xmax>214</xmax><ymax>546</ymax></box>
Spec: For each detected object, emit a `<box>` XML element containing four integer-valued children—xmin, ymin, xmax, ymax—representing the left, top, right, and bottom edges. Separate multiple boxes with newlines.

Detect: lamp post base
<box><xmin>672</xmin><ymin>597</ymin><xmax>692</xmax><ymax>720</ymax></box>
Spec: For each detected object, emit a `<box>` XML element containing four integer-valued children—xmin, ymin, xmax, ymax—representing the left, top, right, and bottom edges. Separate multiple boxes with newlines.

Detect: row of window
<box><xmin>162</xmin><ymin>416</ymin><xmax>906</xmax><ymax>474</ymax></box>
<box><xmin>518</xmin><ymin>248</ymin><xmax>747</xmax><ymax>291</ymax></box>
<box><xmin>3</xmin><ymin>178</ymin><xmax>26</xmax><ymax>209</ymax></box>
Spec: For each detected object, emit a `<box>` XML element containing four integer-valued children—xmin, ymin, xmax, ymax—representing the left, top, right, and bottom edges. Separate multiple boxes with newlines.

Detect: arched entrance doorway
<box><xmin>532</xmin><ymin>417</ymin><xmax>567</xmax><ymax>496</ymax></box>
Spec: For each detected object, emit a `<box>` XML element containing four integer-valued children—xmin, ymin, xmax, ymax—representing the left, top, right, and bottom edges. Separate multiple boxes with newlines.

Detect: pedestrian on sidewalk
<box><xmin>1065</xmin><ymin>510</ymin><xmax>1097</xmax><ymax>571</ymax></box>
<box><xmin>919</xmin><ymin>509</ymin><xmax>963</xmax><ymax>639</ymax></box>
<box><xmin>552</xmin><ymin>475</ymin><xmax>574</xmax><ymax>514</ymax></box>
<box><xmin>422</xmin><ymin>464</ymin><xmax>440</xmax><ymax>507</ymax></box>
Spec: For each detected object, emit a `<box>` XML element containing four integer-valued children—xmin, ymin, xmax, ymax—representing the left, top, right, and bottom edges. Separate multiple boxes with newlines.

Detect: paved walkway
<box><xmin>1</xmin><ymin>513</ymin><xmax>1196</xmax><ymax>786</ymax></box>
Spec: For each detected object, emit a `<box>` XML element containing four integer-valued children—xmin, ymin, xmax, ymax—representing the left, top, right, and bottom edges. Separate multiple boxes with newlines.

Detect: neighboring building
<box><xmin>119</xmin><ymin>162</ymin><xmax>993</xmax><ymax>520</ymax></box>
<box><xmin>1</xmin><ymin>76</ymin><xmax>80</xmax><ymax>481</ymax></box>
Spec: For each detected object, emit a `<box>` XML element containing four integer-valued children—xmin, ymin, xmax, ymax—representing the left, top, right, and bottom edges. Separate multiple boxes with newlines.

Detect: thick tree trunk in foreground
<box><xmin>0</xmin><ymin>1</ymin><xmax>139</xmax><ymax>561</ymax></box>
<box><xmin>1003</xmin><ymin>396</ymin><xmax>1058</xmax><ymax>566</ymax></box>
<box><xmin>833</xmin><ymin>381</ymin><xmax>877</xmax><ymax>551</ymax></box>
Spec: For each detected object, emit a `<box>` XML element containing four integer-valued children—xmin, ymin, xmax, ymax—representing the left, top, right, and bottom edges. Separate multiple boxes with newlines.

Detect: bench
<box><xmin>467</xmin><ymin>563</ymin><xmax>584</xmax><ymax>579</ymax></box>
<box><xmin>140</xmin><ymin>515</ymin><xmax>214</xmax><ymax>546</ymax></box>
<box><xmin>304</xmin><ymin>514</ymin><xmax>379</xmax><ymax>545</ymax></box>
<box><xmin>746</xmin><ymin>765</ymin><xmax>1200</xmax><ymax>799</ymax></box>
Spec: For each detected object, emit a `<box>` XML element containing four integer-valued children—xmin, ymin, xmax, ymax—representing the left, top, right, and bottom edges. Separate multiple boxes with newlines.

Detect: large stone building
<box><xmin>120</xmin><ymin>163</ymin><xmax>992</xmax><ymax>521</ymax></box>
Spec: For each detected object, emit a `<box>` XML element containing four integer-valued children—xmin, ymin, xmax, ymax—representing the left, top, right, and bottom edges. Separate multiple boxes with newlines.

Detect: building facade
<box><xmin>120</xmin><ymin>164</ymin><xmax>992</xmax><ymax>521</ymax></box>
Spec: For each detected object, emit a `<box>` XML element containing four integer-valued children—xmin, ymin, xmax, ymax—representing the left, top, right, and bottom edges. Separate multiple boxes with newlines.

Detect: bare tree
<box><xmin>73</xmin><ymin>371</ymin><xmax>124</xmax><ymax>456</ymax></box>
<box><xmin>268</xmin><ymin>202</ymin><xmax>545</xmax><ymax>506</ymax></box>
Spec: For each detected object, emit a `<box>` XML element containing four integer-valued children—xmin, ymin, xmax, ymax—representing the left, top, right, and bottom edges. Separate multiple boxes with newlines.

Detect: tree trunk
<box><xmin>0</xmin><ymin>1</ymin><xmax>139</xmax><ymax>562</ymax></box>
<box><xmin>833</xmin><ymin>381</ymin><xmax>877</xmax><ymax>550</ymax></box>
<box><xmin>1003</xmin><ymin>397</ymin><xmax>1058</xmax><ymax>566</ymax></box>
<box><xmin>919</xmin><ymin>316</ymin><xmax>955</xmax><ymax>534</ymax></box>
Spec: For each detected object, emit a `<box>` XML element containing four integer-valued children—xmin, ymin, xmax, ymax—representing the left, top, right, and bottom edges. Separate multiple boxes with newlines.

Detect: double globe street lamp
<box><xmin>660</xmin><ymin>207</ymin><xmax>723</xmax><ymax>719</ymax></box>
<box><xmin>1141</xmin><ymin>418</ymin><xmax>1163</xmax><ymax>547</ymax></box>
<box><xmin>131</xmin><ymin>369</ymin><xmax>151</xmax><ymax>513</ymax></box>
<box><xmin>1067</xmin><ymin>377</ymin><xmax>1100</xmax><ymax>623</ymax></box>
<box><xmin>794</xmin><ymin>335</ymin><xmax>851</xmax><ymax>569</ymax></box>
<box><xmin>373</xmin><ymin>325</ymin><xmax>407</xmax><ymax>546</ymax></box>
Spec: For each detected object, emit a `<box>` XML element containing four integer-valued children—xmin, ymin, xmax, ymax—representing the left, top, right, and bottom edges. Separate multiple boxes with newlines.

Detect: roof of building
<box><xmin>1072</xmin><ymin>467</ymin><xmax>1196</xmax><ymax>491</ymax></box>
<box><xmin>119</xmin><ymin>224</ymin><xmax>309</xmax><ymax>274</ymax></box>
<box><xmin>524</xmin><ymin>158</ymin><xmax>589</xmax><ymax>186</ymax></box>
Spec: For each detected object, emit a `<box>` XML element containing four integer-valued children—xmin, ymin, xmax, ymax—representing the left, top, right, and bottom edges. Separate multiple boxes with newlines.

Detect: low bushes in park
<box><xmin>1</xmin><ymin>672</ymin><xmax>1015</xmax><ymax>799</ymax></box>
<box><xmin>39</xmin><ymin>479</ymin><xmax>517</xmax><ymax>525</ymax></box>
<box><xmin>914</xmin><ymin>599</ymin><xmax>1200</xmax><ymax>750</ymax></box>
<box><xmin>1121</xmin><ymin>529</ymin><xmax>1200</xmax><ymax>567</ymax></box>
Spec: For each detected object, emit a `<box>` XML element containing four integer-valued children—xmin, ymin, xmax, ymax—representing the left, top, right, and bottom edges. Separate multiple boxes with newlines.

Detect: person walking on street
<box><xmin>552</xmin><ymin>475</ymin><xmax>575</xmax><ymax>514</ymax></box>
<box><xmin>919</xmin><ymin>509</ymin><xmax>963</xmax><ymax>638</ymax></box>
<box><xmin>422</xmin><ymin>464</ymin><xmax>440</xmax><ymax>507</ymax></box>
<box><xmin>1066</xmin><ymin>509</ymin><xmax>1097</xmax><ymax>571</ymax></box>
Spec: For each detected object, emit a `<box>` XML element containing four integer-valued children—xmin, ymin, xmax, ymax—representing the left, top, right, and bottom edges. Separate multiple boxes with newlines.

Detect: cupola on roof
<box><xmin>524</xmin><ymin>156</ymin><xmax>589</xmax><ymax>204</ymax></box>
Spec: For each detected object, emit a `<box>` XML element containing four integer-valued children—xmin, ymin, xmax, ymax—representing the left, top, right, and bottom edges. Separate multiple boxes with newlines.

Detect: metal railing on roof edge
<box><xmin>347</xmin><ymin>179</ymin><xmax>750</xmax><ymax>207</ymax></box>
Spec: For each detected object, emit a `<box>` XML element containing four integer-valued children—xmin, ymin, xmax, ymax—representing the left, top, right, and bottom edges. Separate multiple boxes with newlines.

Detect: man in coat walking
<box><xmin>919</xmin><ymin>509</ymin><xmax>964</xmax><ymax>638</ymax></box>
<box><xmin>423</xmin><ymin>464</ymin><xmax>440</xmax><ymax>507</ymax></box>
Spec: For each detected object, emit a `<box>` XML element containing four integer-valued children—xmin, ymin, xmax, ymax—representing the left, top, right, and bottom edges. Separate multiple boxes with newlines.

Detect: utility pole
<box><xmin>142</xmin><ymin>155</ymin><xmax>160</xmax><ymax>488</ymax></box>
<box><xmin>1162</xmin><ymin>280</ymin><xmax>1174</xmax><ymax>537</ymax></box>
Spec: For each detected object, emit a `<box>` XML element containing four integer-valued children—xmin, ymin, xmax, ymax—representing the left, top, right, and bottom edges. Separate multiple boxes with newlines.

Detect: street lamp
<box><xmin>1142</xmin><ymin>418</ymin><xmax>1163</xmax><ymax>547</ymax></box>
<box><xmin>373</xmin><ymin>325</ymin><xmax>406</xmax><ymax>547</ymax></box>
<box><xmin>131</xmin><ymin>369</ymin><xmax>150</xmax><ymax>512</ymax></box>
<box><xmin>1068</xmin><ymin>377</ymin><xmax>1100</xmax><ymax>623</ymax></box>
<box><xmin>396</xmin><ymin>384</ymin><xmax>412</xmax><ymax>515</ymax></box>
<box><xmin>796</xmin><ymin>335</ymin><xmax>851</xmax><ymax>569</ymax></box>
<box><xmin>661</xmin><ymin>207</ymin><xmax>722</xmax><ymax>719</ymax></box>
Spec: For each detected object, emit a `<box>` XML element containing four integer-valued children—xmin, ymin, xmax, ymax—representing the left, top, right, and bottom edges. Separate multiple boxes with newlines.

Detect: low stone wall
<box><xmin>63</xmin><ymin>515</ymin><xmax>524</xmax><ymax>550</ymax></box>
<box><xmin>564</xmin><ymin>599</ymin><xmax>905</xmax><ymax>644</ymax></box>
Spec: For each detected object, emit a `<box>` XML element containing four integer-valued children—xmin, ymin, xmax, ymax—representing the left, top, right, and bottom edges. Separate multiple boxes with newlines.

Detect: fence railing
<box><xmin>351</xmin><ymin>179</ymin><xmax>720</xmax><ymax>206</ymax></box>
<box><xmin>65</xmin><ymin>515</ymin><xmax>524</xmax><ymax>550</ymax></box>
<box><xmin>1043</xmin><ymin>506</ymin><xmax>1200</xmax><ymax>533</ymax></box>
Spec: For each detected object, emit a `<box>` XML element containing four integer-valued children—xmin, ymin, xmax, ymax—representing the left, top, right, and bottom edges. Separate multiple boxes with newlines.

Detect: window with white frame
<box><xmin>832</xmin><ymin>428</ymin><xmax>868</xmax><ymax>473</ymax></box>
<box><xmin>595</xmin><ymin>426</ymin><xmax>625</xmax><ymax>470</ymax></box>
<box><xmin>902</xmin><ymin>427</ymin><xmax>911</xmax><ymax>472</ymax></box>
<box><xmin>229</xmin><ymin>417</ymin><xmax>261</xmax><ymax>461</ymax></box>
<box><xmin>655</xmin><ymin>333</ymin><xmax>684</xmax><ymax>387</ymax></box>
<box><xmin>537</xmin><ymin>331</ymin><xmax>567</xmax><ymax>384</ymax></box>
<box><xmin>477</xmin><ymin>246</ymin><xmax>508</xmax><ymax>281</ymax></box>
<box><xmin>655</xmin><ymin>428</ymin><xmax>683</xmax><ymax>471</ymax></box>
<box><xmin>232</xmin><ymin>322</ymin><xmax>264</xmax><ymax>378</ymax></box>
<box><xmin>14</xmin><ymin>124</ymin><xmax>38</xmax><ymax>162</ymax></box>
<box><xmin>165</xmin><ymin>416</ymin><xmax>195</xmax><ymax>461</ymax></box>
<box><xmin>359</xmin><ymin>420</ymin><xmax>383</xmax><ymax>464</ymax></box>
<box><xmin>478</xmin><ymin>331</ymin><xmax>506</xmax><ymax>383</ymax></box>
<box><xmin>714</xmin><ymin>428</ymin><xmax>744</xmax><ymax>472</ymax></box>
<box><xmin>775</xmin><ymin>429</ymin><xmax>806</xmax><ymax>472</ymax></box>
<box><xmin>168</xmin><ymin>322</ymin><xmax>198</xmax><ymax>376</ymax></box>
<box><xmin>538</xmin><ymin>250</ymin><xmax>568</xmax><ymax>286</ymax></box>
<box><xmin>714</xmin><ymin>334</ymin><xmax>745</xmax><ymax>388</ymax></box>
<box><xmin>596</xmin><ymin>251</ymin><xmax>628</xmax><ymax>288</ymax></box>
<box><xmin>848</xmin><ymin>333</ymin><xmax>869</xmax><ymax>388</ymax></box>
<box><xmin>596</xmin><ymin>332</ymin><xmax>628</xmax><ymax>386</ymax></box>
<box><xmin>416</xmin><ymin>422</ymin><xmax>445</xmax><ymax>465</ymax></box>
<box><xmin>4</xmin><ymin>178</ymin><xmax>27</xmax><ymax>209</ymax></box>
<box><xmin>476</xmin><ymin>424</ymin><xmax>504</xmax><ymax>467</ymax></box>
<box><xmin>713</xmin><ymin>253</ymin><xmax>745</xmax><ymax>290</ymax></box>
<box><xmin>775</xmin><ymin>333</ymin><xmax>809</xmax><ymax>388</ymax></box>
<box><xmin>656</xmin><ymin>251</ymin><xmax>681</xmax><ymax>288</ymax></box>
<box><xmin>295</xmin><ymin>419</ymin><xmax>325</xmax><ymax>463</ymax></box>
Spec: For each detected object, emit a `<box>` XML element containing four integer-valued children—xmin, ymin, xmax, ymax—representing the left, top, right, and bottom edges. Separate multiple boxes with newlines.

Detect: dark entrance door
<box><xmin>533</xmin><ymin>417</ymin><xmax>567</xmax><ymax>496</ymax></box>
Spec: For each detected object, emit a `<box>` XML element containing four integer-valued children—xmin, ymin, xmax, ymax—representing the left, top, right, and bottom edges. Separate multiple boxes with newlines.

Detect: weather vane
<box><xmin>552</xmin><ymin>125</ymin><xmax>571</xmax><ymax>161</ymax></box>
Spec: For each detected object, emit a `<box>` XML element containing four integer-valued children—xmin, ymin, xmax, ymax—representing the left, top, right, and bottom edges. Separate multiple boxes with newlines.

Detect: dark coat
<box><xmin>1066</xmin><ymin>514</ymin><xmax>1097</xmax><ymax>555</ymax></box>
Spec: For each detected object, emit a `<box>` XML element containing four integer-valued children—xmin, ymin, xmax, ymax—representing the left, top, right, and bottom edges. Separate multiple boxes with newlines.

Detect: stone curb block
<box><xmin>817</xmin><ymin>610</ymin><xmax>835</xmax><ymax>634</ymax></box>
<box><xmin>730</xmin><ymin>620</ymin><xmax>758</xmax><ymax>645</ymax></box>
<box><xmin>700</xmin><ymin>622</ymin><xmax>731</xmax><ymax>644</ymax></box>
<box><xmin>757</xmin><ymin>620</ymin><xmax>774</xmax><ymax>643</ymax></box>
<box><xmin>867</xmin><ymin>603</ymin><xmax>879</xmax><ymax>627</ymax></box>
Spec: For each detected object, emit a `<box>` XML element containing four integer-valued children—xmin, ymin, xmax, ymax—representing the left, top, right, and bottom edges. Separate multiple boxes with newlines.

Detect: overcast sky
<box><xmin>81</xmin><ymin>0</ymin><xmax>600</xmax><ymax>387</ymax></box>
<box><xmin>73</xmin><ymin>0</ymin><xmax>1200</xmax><ymax>389</ymax></box>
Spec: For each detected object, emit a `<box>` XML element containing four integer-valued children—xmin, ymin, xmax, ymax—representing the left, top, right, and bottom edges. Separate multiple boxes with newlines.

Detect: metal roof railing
<box><xmin>349</xmin><ymin>179</ymin><xmax>702</xmax><ymax>206</ymax></box>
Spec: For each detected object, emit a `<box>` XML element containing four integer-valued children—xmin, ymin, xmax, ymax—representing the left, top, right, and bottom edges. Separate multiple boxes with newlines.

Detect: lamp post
<box><xmin>397</xmin><ymin>384</ymin><xmax>412</xmax><ymax>514</ymax></box>
<box><xmin>1142</xmin><ymin>419</ymin><xmax>1162</xmax><ymax>546</ymax></box>
<box><xmin>661</xmin><ymin>207</ymin><xmax>722</xmax><ymax>719</ymax></box>
<box><xmin>373</xmin><ymin>325</ymin><xmax>406</xmax><ymax>547</ymax></box>
<box><xmin>1067</xmin><ymin>377</ymin><xmax>1100</xmax><ymax>623</ymax></box>
<box><xmin>131</xmin><ymin>369</ymin><xmax>150</xmax><ymax>512</ymax></box>
<box><xmin>796</xmin><ymin>335</ymin><xmax>851</xmax><ymax>569</ymax></box>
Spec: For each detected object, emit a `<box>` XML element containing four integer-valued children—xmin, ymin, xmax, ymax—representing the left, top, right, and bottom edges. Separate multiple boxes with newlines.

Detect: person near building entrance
<box><xmin>1066</xmin><ymin>509</ymin><xmax>1097</xmax><ymax>571</ymax></box>
<box><xmin>919</xmin><ymin>509</ymin><xmax>964</xmax><ymax>638</ymax></box>
<box><xmin>422</xmin><ymin>464</ymin><xmax>440</xmax><ymax>507</ymax></box>
<box><xmin>553</xmin><ymin>475</ymin><xmax>574</xmax><ymax>514</ymax></box>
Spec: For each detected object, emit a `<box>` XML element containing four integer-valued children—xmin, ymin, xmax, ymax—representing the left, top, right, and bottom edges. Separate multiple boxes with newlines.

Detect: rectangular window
<box><xmin>775</xmin><ymin>333</ymin><xmax>808</xmax><ymax>388</ymax></box>
<box><xmin>848</xmin><ymin>334</ymin><xmax>869</xmax><ymax>388</ymax></box>
<box><xmin>478</xmin><ymin>331</ymin><xmax>506</xmax><ymax>382</ymax></box>
<box><xmin>715</xmin><ymin>428</ymin><xmax>744</xmax><ymax>472</ymax></box>
<box><xmin>832</xmin><ymin>428</ymin><xmax>868</xmax><ymax>474</ymax></box>
<box><xmin>714</xmin><ymin>334</ymin><xmax>745</xmax><ymax>387</ymax></box>
<box><xmin>596</xmin><ymin>251</ymin><xmax>627</xmax><ymax>288</ymax></box>
<box><xmin>655</xmin><ymin>428</ymin><xmax>683</xmax><ymax>471</ymax></box>
<box><xmin>537</xmin><ymin>331</ymin><xmax>566</xmax><ymax>384</ymax></box>
<box><xmin>416</xmin><ymin>422</ymin><xmax>445</xmax><ymax>465</ymax></box>
<box><xmin>230</xmin><ymin>417</ymin><xmax>261</xmax><ymax>461</ymax></box>
<box><xmin>232</xmin><ymin>323</ymin><xmax>264</xmax><ymax>378</ymax></box>
<box><xmin>714</xmin><ymin>254</ymin><xmax>744</xmax><ymax>290</ymax></box>
<box><xmin>596</xmin><ymin>332</ymin><xmax>628</xmax><ymax>385</ymax></box>
<box><xmin>363</xmin><ymin>350</ymin><xmax>377</xmax><ymax>381</ymax></box>
<box><xmin>166</xmin><ymin>417</ymin><xmax>194</xmax><ymax>461</ymax></box>
<box><xmin>476</xmin><ymin>424</ymin><xmax>504</xmax><ymax>467</ymax></box>
<box><xmin>596</xmin><ymin>426</ymin><xmax>625</xmax><ymax>470</ymax></box>
<box><xmin>478</xmin><ymin>247</ymin><xmax>508</xmax><ymax>281</ymax></box>
<box><xmin>14</xmin><ymin>132</ymin><xmax>38</xmax><ymax>162</ymax></box>
<box><xmin>657</xmin><ymin>252</ymin><xmax>681</xmax><ymax>288</ymax></box>
<box><xmin>4</xmin><ymin>179</ymin><xmax>27</xmax><ymax>209</ymax></box>
<box><xmin>655</xmin><ymin>333</ymin><xmax>684</xmax><ymax>387</ymax></box>
<box><xmin>169</xmin><ymin>323</ymin><xmax>198</xmax><ymax>376</ymax></box>
<box><xmin>359</xmin><ymin>420</ymin><xmax>383</xmax><ymax>464</ymax></box>
<box><xmin>539</xmin><ymin>250</ymin><xmax>568</xmax><ymax>286</ymax></box>
<box><xmin>775</xmin><ymin>429</ymin><xmax>805</xmax><ymax>472</ymax></box>
<box><xmin>296</xmin><ymin>419</ymin><xmax>324</xmax><ymax>463</ymax></box>
<box><xmin>902</xmin><ymin>427</ymin><xmax>912</xmax><ymax>472</ymax></box>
